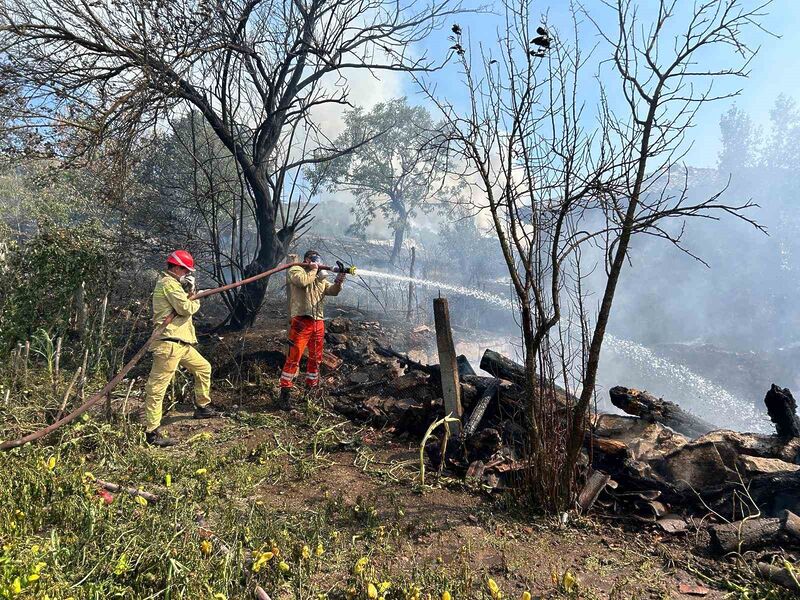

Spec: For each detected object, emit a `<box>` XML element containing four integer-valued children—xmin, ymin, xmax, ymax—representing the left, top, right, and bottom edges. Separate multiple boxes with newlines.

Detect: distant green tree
<box><xmin>309</xmin><ymin>98</ymin><xmax>457</xmax><ymax>265</ymax></box>
<box><xmin>718</xmin><ymin>104</ymin><xmax>759</xmax><ymax>173</ymax></box>
<box><xmin>763</xmin><ymin>94</ymin><xmax>800</xmax><ymax>170</ymax></box>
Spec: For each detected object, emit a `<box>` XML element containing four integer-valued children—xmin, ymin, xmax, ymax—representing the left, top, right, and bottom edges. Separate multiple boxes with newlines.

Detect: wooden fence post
<box><xmin>433</xmin><ymin>297</ymin><xmax>462</xmax><ymax>435</ymax></box>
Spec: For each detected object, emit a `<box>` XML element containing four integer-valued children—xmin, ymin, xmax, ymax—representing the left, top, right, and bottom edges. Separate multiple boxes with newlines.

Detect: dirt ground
<box><xmin>61</xmin><ymin>296</ymin><xmax>775</xmax><ymax>599</ymax></box>
<box><xmin>140</xmin><ymin>394</ymin><xmax>736</xmax><ymax>600</ymax></box>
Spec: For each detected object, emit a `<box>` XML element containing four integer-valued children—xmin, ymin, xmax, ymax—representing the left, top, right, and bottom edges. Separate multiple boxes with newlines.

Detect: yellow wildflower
<box><xmin>442</xmin><ymin>591</ymin><xmax>451</xmax><ymax>600</ymax></box>
<box><xmin>134</xmin><ymin>495</ymin><xmax>148</xmax><ymax>507</ymax></box>
<box><xmin>378</xmin><ymin>582</ymin><xmax>391</xmax><ymax>594</ymax></box>
<box><xmin>487</xmin><ymin>578</ymin><xmax>501</xmax><ymax>600</ymax></box>
<box><xmin>278</xmin><ymin>560</ymin><xmax>290</xmax><ymax>573</ymax></box>
<box><xmin>195</xmin><ymin>468</ymin><xmax>208</xmax><ymax>476</ymax></box>
<box><xmin>562</xmin><ymin>571</ymin><xmax>576</xmax><ymax>592</ymax></box>
<box><xmin>315</xmin><ymin>542</ymin><xmax>324</xmax><ymax>556</ymax></box>
<box><xmin>354</xmin><ymin>556</ymin><xmax>368</xmax><ymax>575</ymax></box>
<box><xmin>47</xmin><ymin>456</ymin><xmax>56</xmax><ymax>470</ymax></box>
<box><xmin>301</xmin><ymin>545</ymin><xmax>311</xmax><ymax>560</ymax></box>
<box><xmin>213</xmin><ymin>594</ymin><xmax>226</xmax><ymax>600</ymax></box>
<box><xmin>11</xmin><ymin>577</ymin><xmax>21</xmax><ymax>594</ymax></box>
<box><xmin>82</xmin><ymin>471</ymin><xmax>95</xmax><ymax>482</ymax></box>
<box><xmin>113</xmin><ymin>553</ymin><xmax>129</xmax><ymax>576</ymax></box>
<box><xmin>252</xmin><ymin>551</ymin><xmax>274</xmax><ymax>573</ymax></box>
<box><xmin>27</xmin><ymin>574</ymin><xmax>39</xmax><ymax>582</ymax></box>
<box><xmin>31</xmin><ymin>545</ymin><xmax>40</xmax><ymax>554</ymax></box>
<box><xmin>200</xmin><ymin>540</ymin><xmax>213</xmax><ymax>556</ymax></box>
<box><xmin>368</xmin><ymin>583</ymin><xmax>378</xmax><ymax>600</ymax></box>
<box><xmin>165</xmin><ymin>474</ymin><xmax>172</xmax><ymax>488</ymax></box>
<box><xmin>521</xmin><ymin>592</ymin><xmax>531</xmax><ymax>600</ymax></box>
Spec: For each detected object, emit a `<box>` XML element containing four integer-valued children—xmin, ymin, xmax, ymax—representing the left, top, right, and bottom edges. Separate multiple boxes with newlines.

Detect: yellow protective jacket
<box><xmin>152</xmin><ymin>272</ymin><xmax>200</xmax><ymax>344</ymax></box>
<box><xmin>287</xmin><ymin>265</ymin><xmax>341</xmax><ymax>320</ymax></box>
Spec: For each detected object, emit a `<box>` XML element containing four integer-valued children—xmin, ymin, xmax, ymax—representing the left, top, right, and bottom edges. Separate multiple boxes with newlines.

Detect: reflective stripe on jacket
<box><xmin>287</xmin><ymin>265</ymin><xmax>341</xmax><ymax>320</ymax></box>
<box><xmin>152</xmin><ymin>273</ymin><xmax>200</xmax><ymax>344</ymax></box>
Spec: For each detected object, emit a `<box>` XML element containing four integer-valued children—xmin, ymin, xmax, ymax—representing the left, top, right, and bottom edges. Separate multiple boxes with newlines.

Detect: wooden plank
<box><xmin>577</xmin><ymin>469</ymin><xmax>612</xmax><ymax>513</ymax></box>
<box><xmin>433</xmin><ymin>298</ymin><xmax>462</xmax><ymax>435</ymax></box>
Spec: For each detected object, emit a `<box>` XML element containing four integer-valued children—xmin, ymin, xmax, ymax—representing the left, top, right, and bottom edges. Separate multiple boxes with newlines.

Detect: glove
<box><xmin>181</xmin><ymin>274</ymin><xmax>196</xmax><ymax>295</ymax></box>
<box><xmin>335</xmin><ymin>272</ymin><xmax>346</xmax><ymax>285</ymax></box>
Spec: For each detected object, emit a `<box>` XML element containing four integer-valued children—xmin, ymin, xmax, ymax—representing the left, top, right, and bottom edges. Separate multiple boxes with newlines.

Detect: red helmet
<box><xmin>166</xmin><ymin>250</ymin><xmax>195</xmax><ymax>272</ymax></box>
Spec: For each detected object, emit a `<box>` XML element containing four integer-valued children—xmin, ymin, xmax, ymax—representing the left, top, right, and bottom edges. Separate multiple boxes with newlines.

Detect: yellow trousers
<box><xmin>144</xmin><ymin>341</ymin><xmax>211</xmax><ymax>432</ymax></box>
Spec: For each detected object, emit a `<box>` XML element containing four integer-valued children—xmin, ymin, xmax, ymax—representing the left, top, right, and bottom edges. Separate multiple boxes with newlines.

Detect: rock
<box><xmin>594</xmin><ymin>414</ymin><xmax>688</xmax><ymax>461</ymax></box>
<box><xmin>694</xmin><ymin>430</ymin><xmax>800</xmax><ymax>464</ymax></box>
<box><xmin>653</xmin><ymin>441</ymin><xmax>739</xmax><ymax>492</ymax></box>
<box><xmin>739</xmin><ymin>455</ymin><xmax>800</xmax><ymax>475</ymax></box>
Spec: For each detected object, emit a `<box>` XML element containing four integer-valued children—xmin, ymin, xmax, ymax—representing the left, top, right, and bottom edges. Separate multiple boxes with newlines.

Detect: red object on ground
<box><xmin>167</xmin><ymin>250</ymin><xmax>195</xmax><ymax>271</ymax></box>
<box><xmin>280</xmin><ymin>316</ymin><xmax>325</xmax><ymax>388</ymax></box>
<box><xmin>97</xmin><ymin>489</ymin><xmax>114</xmax><ymax>504</ymax></box>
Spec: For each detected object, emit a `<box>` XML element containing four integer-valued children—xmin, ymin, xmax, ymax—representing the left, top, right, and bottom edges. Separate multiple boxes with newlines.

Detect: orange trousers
<box><xmin>280</xmin><ymin>316</ymin><xmax>325</xmax><ymax>388</ymax></box>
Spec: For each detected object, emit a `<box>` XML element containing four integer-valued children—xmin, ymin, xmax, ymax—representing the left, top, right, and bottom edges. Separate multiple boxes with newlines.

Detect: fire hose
<box><xmin>0</xmin><ymin>261</ymin><xmax>356</xmax><ymax>451</ymax></box>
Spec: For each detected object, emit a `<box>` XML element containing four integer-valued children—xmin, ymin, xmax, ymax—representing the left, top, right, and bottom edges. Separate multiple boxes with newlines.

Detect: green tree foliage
<box><xmin>309</xmin><ymin>98</ymin><xmax>458</xmax><ymax>265</ymax></box>
<box><xmin>763</xmin><ymin>94</ymin><xmax>800</xmax><ymax>170</ymax></box>
<box><xmin>0</xmin><ymin>223</ymin><xmax>111</xmax><ymax>349</ymax></box>
<box><xmin>718</xmin><ymin>104</ymin><xmax>759</xmax><ymax>173</ymax></box>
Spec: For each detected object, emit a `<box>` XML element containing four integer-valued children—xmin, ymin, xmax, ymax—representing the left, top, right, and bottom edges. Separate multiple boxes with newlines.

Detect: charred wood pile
<box><xmin>222</xmin><ymin>310</ymin><xmax>800</xmax><ymax>572</ymax></box>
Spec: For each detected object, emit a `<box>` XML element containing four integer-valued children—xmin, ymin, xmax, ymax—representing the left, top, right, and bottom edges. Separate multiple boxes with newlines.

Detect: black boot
<box><xmin>193</xmin><ymin>404</ymin><xmax>221</xmax><ymax>419</ymax></box>
<box><xmin>146</xmin><ymin>429</ymin><xmax>178</xmax><ymax>447</ymax></box>
<box><xmin>277</xmin><ymin>387</ymin><xmax>292</xmax><ymax>410</ymax></box>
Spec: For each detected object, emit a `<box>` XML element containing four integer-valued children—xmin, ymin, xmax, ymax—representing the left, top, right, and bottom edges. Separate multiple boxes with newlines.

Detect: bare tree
<box><xmin>424</xmin><ymin>3</ymin><xmax>618</xmax><ymax>509</ymax></box>
<box><xmin>565</xmin><ymin>0</ymin><xmax>771</xmax><ymax>488</ymax></box>
<box><xmin>0</xmin><ymin>0</ymin><xmax>464</xmax><ymax>327</ymax></box>
<box><xmin>424</xmin><ymin>0</ymin><xmax>770</xmax><ymax>509</ymax></box>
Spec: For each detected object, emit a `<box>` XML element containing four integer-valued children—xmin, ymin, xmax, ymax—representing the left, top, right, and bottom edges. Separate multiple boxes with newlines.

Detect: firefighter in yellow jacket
<box><xmin>144</xmin><ymin>250</ymin><xmax>219</xmax><ymax>447</ymax></box>
<box><xmin>279</xmin><ymin>249</ymin><xmax>346</xmax><ymax>407</ymax></box>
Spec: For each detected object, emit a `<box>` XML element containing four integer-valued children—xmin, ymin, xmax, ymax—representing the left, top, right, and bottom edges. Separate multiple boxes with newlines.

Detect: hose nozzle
<box><xmin>334</xmin><ymin>260</ymin><xmax>357</xmax><ymax>275</ymax></box>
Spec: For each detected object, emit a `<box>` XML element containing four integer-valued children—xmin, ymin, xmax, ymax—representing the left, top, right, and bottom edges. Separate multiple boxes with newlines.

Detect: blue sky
<box><xmin>402</xmin><ymin>0</ymin><xmax>800</xmax><ymax>168</ymax></box>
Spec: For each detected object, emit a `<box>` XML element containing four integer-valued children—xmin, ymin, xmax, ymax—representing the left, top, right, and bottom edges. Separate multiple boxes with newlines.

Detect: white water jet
<box><xmin>356</xmin><ymin>269</ymin><xmax>515</xmax><ymax>310</ymax></box>
<box><xmin>602</xmin><ymin>335</ymin><xmax>770</xmax><ymax>433</ymax></box>
<box><xmin>355</xmin><ymin>268</ymin><xmax>767</xmax><ymax>433</ymax></box>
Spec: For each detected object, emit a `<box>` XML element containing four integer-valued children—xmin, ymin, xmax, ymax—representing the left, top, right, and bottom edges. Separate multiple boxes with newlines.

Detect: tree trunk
<box><xmin>225</xmin><ymin>178</ymin><xmax>289</xmax><ymax>330</ymax></box>
<box><xmin>390</xmin><ymin>224</ymin><xmax>405</xmax><ymax>265</ymax></box>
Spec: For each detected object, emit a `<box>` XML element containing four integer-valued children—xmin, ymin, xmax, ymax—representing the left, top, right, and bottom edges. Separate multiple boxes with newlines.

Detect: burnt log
<box><xmin>480</xmin><ymin>349</ymin><xmax>525</xmax><ymax>385</ymax></box>
<box><xmin>709</xmin><ymin>518</ymin><xmax>783</xmax><ymax>554</ymax></box>
<box><xmin>709</xmin><ymin>511</ymin><xmax>800</xmax><ymax>554</ymax></box>
<box><xmin>756</xmin><ymin>562</ymin><xmax>800</xmax><ymax>592</ymax></box>
<box><xmin>463</xmin><ymin>379</ymin><xmax>500</xmax><ymax>437</ymax></box>
<box><xmin>609</xmin><ymin>386</ymin><xmax>716</xmax><ymax>439</ymax></box>
<box><xmin>764</xmin><ymin>384</ymin><xmax>800</xmax><ymax>439</ymax></box>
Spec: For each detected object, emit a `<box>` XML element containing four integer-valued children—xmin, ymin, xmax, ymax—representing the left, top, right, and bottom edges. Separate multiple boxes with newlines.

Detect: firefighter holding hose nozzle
<box><xmin>143</xmin><ymin>250</ymin><xmax>221</xmax><ymax>447</ymax></box>
<box><xmin>279</xmin><ymin>249</ymin><xmax>347</xmax><ymax>408</ymax></box>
